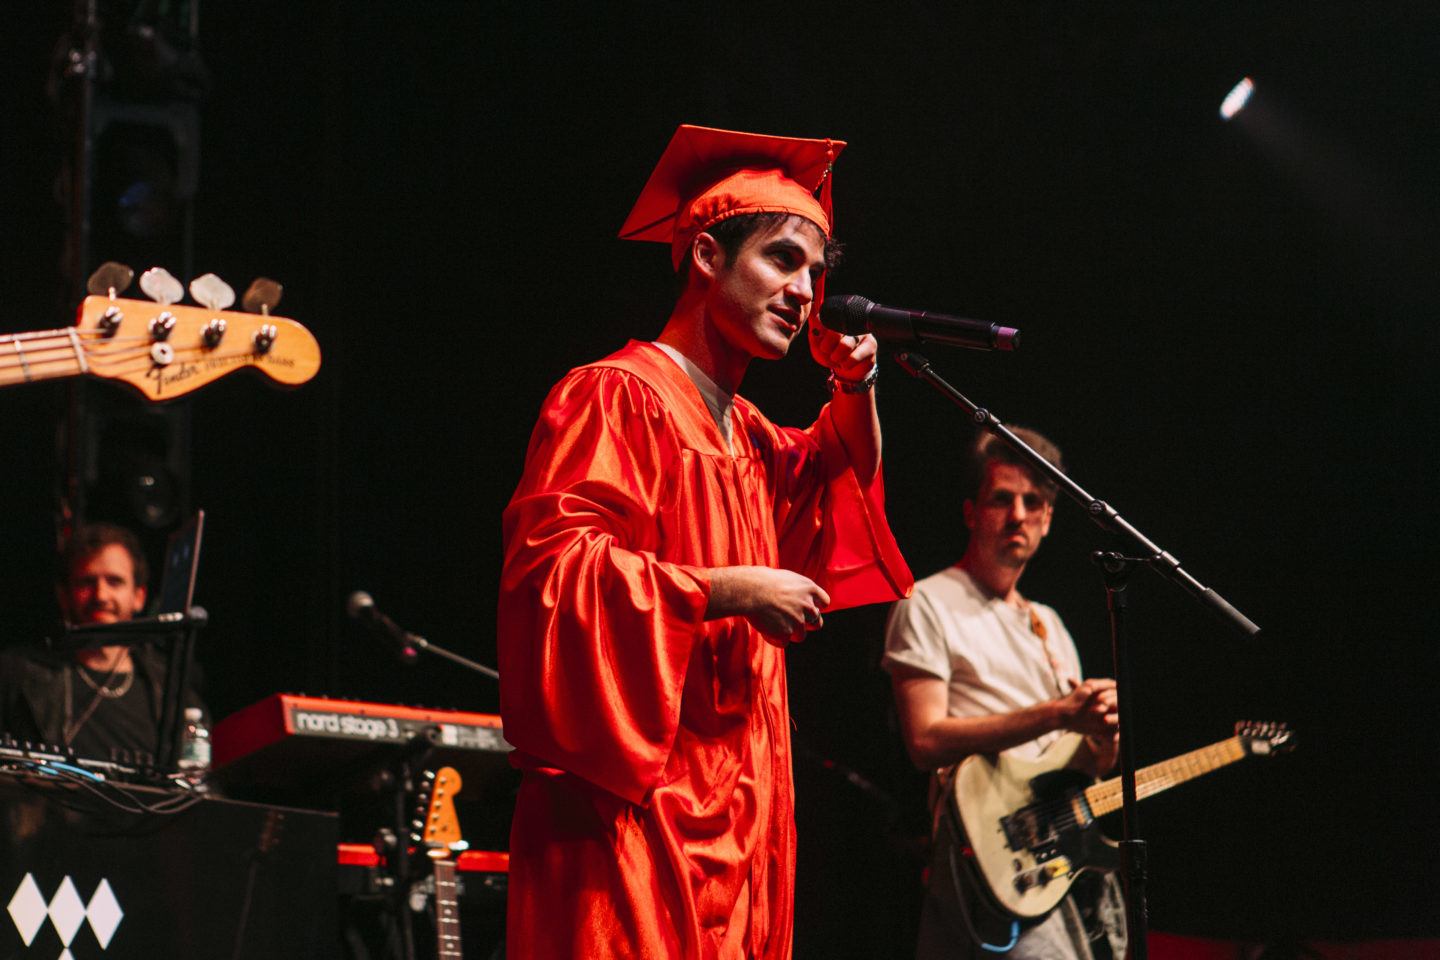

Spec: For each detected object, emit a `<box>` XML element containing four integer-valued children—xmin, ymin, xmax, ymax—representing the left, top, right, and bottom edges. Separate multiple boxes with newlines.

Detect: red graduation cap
<box><xmin>619</xmin><ymin>124</ymin><xmax>846</xmax><ymax>271</ymax></box>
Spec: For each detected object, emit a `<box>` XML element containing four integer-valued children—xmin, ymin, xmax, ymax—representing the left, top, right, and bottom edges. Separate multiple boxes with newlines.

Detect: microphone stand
<box><xmin>893</xmin><ymin>352</ymin><xmax>1260</xmax><ymax>960</ymax></box>
<box><xmin>404</xmin><ymin>633</ymin><xmax>499</xmax><ymax>681</ymax></box>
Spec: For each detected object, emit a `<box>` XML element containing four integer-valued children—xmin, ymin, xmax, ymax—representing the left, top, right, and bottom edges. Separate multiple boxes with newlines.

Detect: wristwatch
<box><xmin>827</xmin><ymin>364</ymin><xmax>878</xmax><ymax>394</ymax></box>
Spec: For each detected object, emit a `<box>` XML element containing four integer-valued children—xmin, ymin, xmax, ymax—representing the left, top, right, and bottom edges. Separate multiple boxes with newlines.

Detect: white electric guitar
<box><xmin>951</xmin><ymin>721</ymin><xmax>1293</xmax><ymax>919</ymax></box>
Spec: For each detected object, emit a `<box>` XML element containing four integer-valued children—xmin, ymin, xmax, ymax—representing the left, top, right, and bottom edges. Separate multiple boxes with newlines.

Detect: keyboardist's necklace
<box><xmin>63</xmin><ymin>664</ymin><xmax>133</xmax><ymax>746</ymax></box>
<box><xmin>77</xmin><ymin>664</ymin><xmax>134</xmax><ymax>699</ymax></box>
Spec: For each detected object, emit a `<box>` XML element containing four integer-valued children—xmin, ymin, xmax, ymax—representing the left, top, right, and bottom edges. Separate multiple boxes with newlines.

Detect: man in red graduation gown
<box><xmin>499</xmin><ymin>124</ymin><xmax>913</xmax><ymax>959</ymax></box>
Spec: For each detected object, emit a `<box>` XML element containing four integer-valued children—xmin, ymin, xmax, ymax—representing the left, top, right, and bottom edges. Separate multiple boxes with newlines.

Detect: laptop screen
<box><xmin>153</xmin><ymin>510</ymin><xmax>204</xmax><ymax>615</ymax></box>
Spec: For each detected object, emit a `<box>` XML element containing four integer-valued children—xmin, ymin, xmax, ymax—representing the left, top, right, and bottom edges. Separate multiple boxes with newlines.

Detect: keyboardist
<box><xmin>0</xmin><ymin>522</ymin><xmax>207</xmax><ymax>763</ymax></box>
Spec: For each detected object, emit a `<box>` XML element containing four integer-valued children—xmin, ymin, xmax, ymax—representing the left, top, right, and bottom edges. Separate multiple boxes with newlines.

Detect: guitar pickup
<box><xmin>1000</xmin><ymin>807</ymin><xmax>1056</xmax><ymax>852</ymax></box>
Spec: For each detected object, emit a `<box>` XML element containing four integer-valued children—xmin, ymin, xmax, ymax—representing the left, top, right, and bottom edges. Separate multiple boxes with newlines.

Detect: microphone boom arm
<box><xmin>892</xmin><ymin>351</ymin><xmax>1259</xmax><ymax>636</ymax></box>
<box><xmin>347</xmin><ymin>591</ymin><xmax>499</xmax><ymax>680</ymax></box>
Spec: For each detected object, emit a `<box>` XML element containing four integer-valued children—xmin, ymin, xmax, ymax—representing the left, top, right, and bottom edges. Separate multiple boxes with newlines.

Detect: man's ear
<box><xmin>132</xmin><ymin>586</ymin><xmax>147</xmax><ymax>617</ymax></box>
<box><xmin>962</xmin><ymin>499</ymin><xmax>975</xmax><ymax>531</ymax></box>
<box><xmin>691</xmin><ymin>232</ymin><xmax>725</xmax><ymax>282</ymax></box>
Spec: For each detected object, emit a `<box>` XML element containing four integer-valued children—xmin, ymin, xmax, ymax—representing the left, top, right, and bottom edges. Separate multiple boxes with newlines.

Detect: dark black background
<box><xmin>3</xmin><ymin>3</ymin><xmax>1438</xmax><ymax>954</ymax></box>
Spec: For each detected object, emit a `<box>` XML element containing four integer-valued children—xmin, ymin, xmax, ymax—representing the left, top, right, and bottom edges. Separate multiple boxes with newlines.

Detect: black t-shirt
<box><xmin>66</xmin><ymin>665</ymin><xmax>160</xmax><ymax>763</ymax></box>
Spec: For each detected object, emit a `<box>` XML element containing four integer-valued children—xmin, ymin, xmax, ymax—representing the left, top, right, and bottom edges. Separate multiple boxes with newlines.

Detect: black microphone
<box><xmin>820</xmin><ymin>294</ymin><xmax>1020</xmax><ymax>351</ymax></box>
<box><xmin>346</xmin><ymin>591</ymin><xmax>420</xmax><ymax>665</ymax></box>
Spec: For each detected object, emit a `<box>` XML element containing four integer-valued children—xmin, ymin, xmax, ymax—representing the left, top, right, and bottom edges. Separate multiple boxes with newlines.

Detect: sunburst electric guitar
<box><xmin>0</xmin><ymin>294</ymin><xmax>320</xmax><ymax>400</ymax></box>
<box><xmin>412</xmin><ymin>766</ymin><xmax>466</xmax><ymax>960</ymax></box>
<box><xmin>952</xmin><ymin>721</ymin><xmax>1293</xmax><ymax>919</ymax></box>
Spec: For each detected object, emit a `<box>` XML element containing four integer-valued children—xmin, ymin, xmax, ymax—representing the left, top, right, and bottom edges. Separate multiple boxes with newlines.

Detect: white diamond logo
<box><xmin>60</xmin><ymin>950</ymin><xmax>75</xmax><ymax>960</ymax></box>
<box><xmin>6</xmin><ymin>873</ymin><xmax>47</xmax><ymax>946</ymax></box>
<box><xmin>86</xmin><ymin>878</ymin><xmax>124</xmax><ymax>947</ymax></box>
<box><xmin>47</xmin><ymin>876</ymin><xmax>86</xmax><ymax>946</ymax></box>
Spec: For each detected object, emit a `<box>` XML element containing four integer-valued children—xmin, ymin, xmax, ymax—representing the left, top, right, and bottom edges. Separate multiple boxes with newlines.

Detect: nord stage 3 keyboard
<box><xmin>211</xmin><ymin>694</ymin><xmax>512</xmax><ymax>802</ymax></box>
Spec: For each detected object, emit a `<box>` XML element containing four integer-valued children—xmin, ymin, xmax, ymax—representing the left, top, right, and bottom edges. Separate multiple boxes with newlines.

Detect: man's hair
<box><xmin>965</xmin><ymin>427</ymin><xmax>1065</xmax><ymax>505</ymax></box>
<box><xmin>62</xmin><ymin>522</ymin><xmax>150</xmax><ymax>590</ymax></box>
<box><xmin>677</xmin><ymin>212</ymin><xmax>843</xmax><ymax>290</ymax></box>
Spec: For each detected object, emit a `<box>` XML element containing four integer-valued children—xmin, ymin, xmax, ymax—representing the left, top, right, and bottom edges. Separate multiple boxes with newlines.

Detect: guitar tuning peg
<box><xmin>253</xmin><ymin>323</ymin><xmax>278</xmax><ymax>354</ymax></box>
<box><xmin>189</xmin><ymin>273</ymin><xmax>236</xmax><ymax>311</ymax></box>
<box><xmin>242</xmin><ymin>277</ymin><xmax>284</xmax><ymax>315</ymax></box>
<box><xmin>87</xmin><ymin>262</ymin><xmax>135</xmax><ymax>298</ymax></box>
<box><xmin>139</xmin><ymin>267</ymin><xmax>185</xmax><ymax>306</ymax></box>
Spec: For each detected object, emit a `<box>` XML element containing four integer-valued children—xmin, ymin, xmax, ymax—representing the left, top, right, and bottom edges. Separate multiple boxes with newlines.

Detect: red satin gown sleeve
<box><xmin>499</xmin><ymin>363</ymin><xmax>710</xmax><ymax>805</ymax></box>
<box><xmin>761</xmin><ymin>400</ymin><xmax>912</xmax><ymax>611</ymax></box>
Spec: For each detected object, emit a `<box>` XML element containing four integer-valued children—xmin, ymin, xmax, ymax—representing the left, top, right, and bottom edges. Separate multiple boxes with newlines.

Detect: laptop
<box><xmin>152</xmin><ymin>509</ymin><xmax>205</xmax><ymax>618</ymax></box>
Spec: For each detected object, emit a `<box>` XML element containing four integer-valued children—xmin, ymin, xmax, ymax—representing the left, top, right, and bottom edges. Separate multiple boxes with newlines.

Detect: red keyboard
<box><xmin>211</xmin><ymin>694</ymin><xmax>512</xmax><ymax>796</ymax></box>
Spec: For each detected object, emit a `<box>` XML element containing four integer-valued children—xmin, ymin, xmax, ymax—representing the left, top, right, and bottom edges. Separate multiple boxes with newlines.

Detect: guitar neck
<box><xmin>0</xmin><ymin>328</ymin><xmax>87</xmax><ymax>388</ymax></box>
<box><xmin>432</xmin><ymin>857</ymin><xmax>463</xmax><ymax>960</ymax></box>
<box><xmin>1084</xmin><ymin>735</ymin><xmax>1248</xmax><ymax>817</ymax></box>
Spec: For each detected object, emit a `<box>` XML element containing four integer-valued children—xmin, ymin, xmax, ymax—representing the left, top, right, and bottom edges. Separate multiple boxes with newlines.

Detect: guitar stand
<box><xmin>370</xmin><ymin>727</ymin><xmax>442</xmax><ymax>960</ymax></box>
<box><xmin>894</xmin><ymin>351</ymin><xmax>1262</xmax><ymax>960</ymax></box>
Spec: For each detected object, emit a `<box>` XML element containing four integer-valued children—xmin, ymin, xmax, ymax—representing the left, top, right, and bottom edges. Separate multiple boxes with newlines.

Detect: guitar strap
<box><xmin>1025</xmin><ymin>603</ymin><xmax>1069</xmax><ymax>699</ymax></box>
<box><xmin>928</xmin><ymin>764</ymin><xmax>958</xmax><ymax>840</ymax></box>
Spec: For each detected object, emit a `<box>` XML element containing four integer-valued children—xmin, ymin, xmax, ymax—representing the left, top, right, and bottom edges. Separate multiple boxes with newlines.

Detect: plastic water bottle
<box><xmin>178</xmin><ymin>706</ymin><xmax>211</xmax><ymax>791</ymax></box>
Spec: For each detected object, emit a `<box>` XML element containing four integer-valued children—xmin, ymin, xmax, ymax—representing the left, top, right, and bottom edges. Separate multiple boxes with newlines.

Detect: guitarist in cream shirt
<box><xmin>883</xmin><ymin>428</ymin><xmax>1127</xmax><ymax>960</ymax></box>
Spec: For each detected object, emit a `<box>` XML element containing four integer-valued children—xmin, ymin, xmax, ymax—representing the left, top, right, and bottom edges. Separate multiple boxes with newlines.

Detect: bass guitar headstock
<box><xmin>75</xmin><ymin>261</ymin><xmax>320</xmax><ymax>401</ymax></box>
<box><xmin>1235</xmin><ymin>721</ymin><xmax>1295</xmax><ymax>757</ymax></box>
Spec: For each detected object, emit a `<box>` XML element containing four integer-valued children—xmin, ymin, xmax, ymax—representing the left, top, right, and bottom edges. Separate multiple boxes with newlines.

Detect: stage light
<box><xmin>1220</xmin><ymin>77</ymin><xmax>1254</xmax><ymax>120</ymax></box>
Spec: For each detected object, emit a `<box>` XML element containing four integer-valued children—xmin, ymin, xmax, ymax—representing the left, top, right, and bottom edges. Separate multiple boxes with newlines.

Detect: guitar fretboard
<box><xmin>433</xmin><ymin>857</ymin><xmax>462</xmax><ymax>960</ymax></box>
<box><xmin>0</xmin><ymin>329</ymin><xmax>86</xmax><ymax>388</ymax></box>
<box><xmin>1084</xmin><ymin>735</ymin><xmax>1247</xmax><ymax>817</ymax></box>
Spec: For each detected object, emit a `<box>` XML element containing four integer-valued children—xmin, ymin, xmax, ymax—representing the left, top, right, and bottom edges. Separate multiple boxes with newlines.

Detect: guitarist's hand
<box><xmin>1083</xmin><ymin>730</ymin><xmax>1121</xmax><ymax>774</ymax></box>
<box><xmin>1058</xmin><ymin>678</ymin><xmax>1118</xmax><ymax>738</ymax></box>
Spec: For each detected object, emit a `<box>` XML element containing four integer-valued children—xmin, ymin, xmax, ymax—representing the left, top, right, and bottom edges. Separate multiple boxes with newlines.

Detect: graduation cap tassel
<box><xmin>814</xmin><ymin>141</ymin><xmax>837</xmax><ymax>321</ymax></box>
